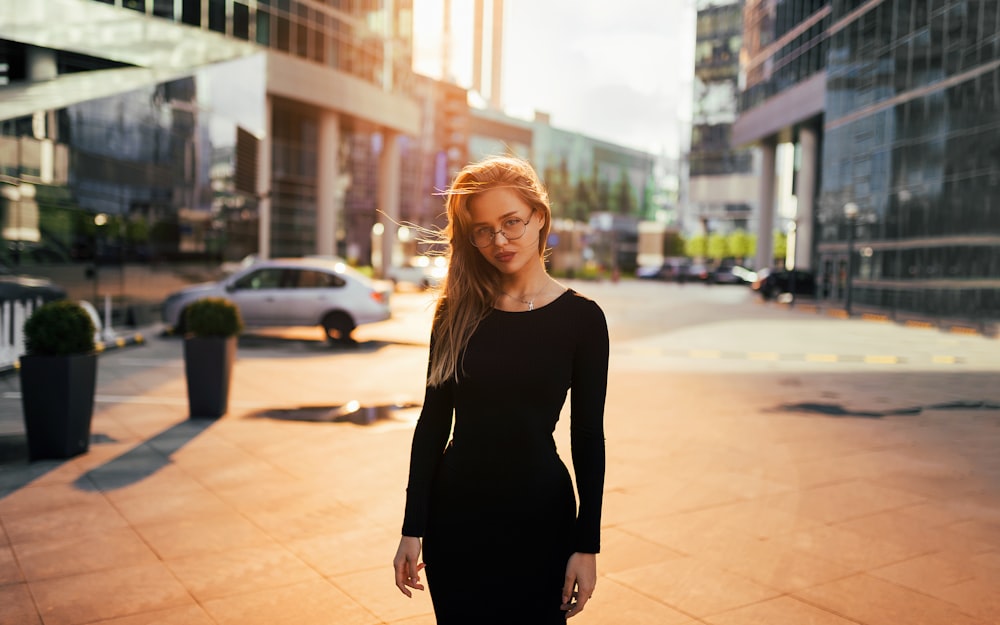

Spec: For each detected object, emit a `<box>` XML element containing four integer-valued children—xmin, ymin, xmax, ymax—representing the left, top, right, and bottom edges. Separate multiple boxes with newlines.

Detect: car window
<box><xmin>232</xmin><ymin>268</ymin><xmax>284</xmax><ymax>290</ymax></box>
<box><xmin>297</xmin><ymin>269</ymin><xmax>345</xmax><ymax>288</ymax></box>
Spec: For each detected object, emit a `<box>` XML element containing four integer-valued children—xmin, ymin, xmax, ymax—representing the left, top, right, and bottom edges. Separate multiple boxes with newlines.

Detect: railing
<box><xmin>0</xmin><ymin>296</ymin><xmax>45</xmax><ymax>372</ymax></box>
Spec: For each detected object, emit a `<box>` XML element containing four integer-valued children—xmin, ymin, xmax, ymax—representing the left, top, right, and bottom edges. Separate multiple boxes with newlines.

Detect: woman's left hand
<box><xmin>561</xmin><ymin>552</ymin><xmax>597</xmax><ymax>618</ymax></box>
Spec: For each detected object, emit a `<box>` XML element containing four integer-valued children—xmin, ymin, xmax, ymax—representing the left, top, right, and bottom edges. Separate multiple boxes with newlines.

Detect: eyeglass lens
<box><xmin>471</xmin><ymin>217</ymin><xmax>528</xmax><ymax>247</ymax></box>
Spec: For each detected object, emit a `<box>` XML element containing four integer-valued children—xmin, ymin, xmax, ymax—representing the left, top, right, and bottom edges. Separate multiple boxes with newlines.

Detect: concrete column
<box><xmin>795</xmin><ymin>125</ymin><xmax>818</xmax><ymax>271</ymax></box>
<box><xmin>257</xmin><ymin>95</ymin><xmax>272</xmax><ymax>260</ymax></box>
<box><xmin>754</xmin><ymin>138</ymin><xmax>777</xmax><ymax>272</ymax></box>
<box><xmin>490</xmin><ymin>0</ymin><xmax>504</xmax><ymax>109</ymax></box>
<box><xmin>378</xmin><ymin>130</ymin><xmax>401</xmax><ymax>278</ymax></box>
<box><xmin>472</xmin><ymin>0</ymin><xmax>484</xmax><ymax>95</ymax></box>
<box><xmin>316</xmin><ymin>110</ymin><xmax>340</xmax><ymax>257</ymax></box>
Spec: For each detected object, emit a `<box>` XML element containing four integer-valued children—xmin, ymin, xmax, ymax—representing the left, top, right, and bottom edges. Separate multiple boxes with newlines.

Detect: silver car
<box><xmin>162</xmin><ymin>257</ymin><xmax>391</xmax><ymax>344</ymax></box>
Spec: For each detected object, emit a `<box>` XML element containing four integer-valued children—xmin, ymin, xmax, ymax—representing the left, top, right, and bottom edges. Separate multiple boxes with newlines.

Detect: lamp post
<box><xmin>843</xmin><ymin>202</ymin><xmax>859</xmax><ymax>315</ymax></box>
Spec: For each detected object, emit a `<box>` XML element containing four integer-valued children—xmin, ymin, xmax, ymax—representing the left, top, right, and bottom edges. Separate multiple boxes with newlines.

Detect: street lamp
<box><xmin>843</xmin><ymin>202</ymin><xmax>859</xmax><ymax>315</ymax></box>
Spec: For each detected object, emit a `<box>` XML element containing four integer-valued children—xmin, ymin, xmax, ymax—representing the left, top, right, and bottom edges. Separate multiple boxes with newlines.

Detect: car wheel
<box><xmin>322</xmin><ymin>312</ymin><xmax>356</xmax><ymax>345</ymax></box>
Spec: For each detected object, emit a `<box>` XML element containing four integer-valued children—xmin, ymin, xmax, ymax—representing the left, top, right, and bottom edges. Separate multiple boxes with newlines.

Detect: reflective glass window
<box><xmin>182</xmin><ymin>0</ymin><xmax>200</xmax><ymax>26</ymax></box>
<box><xmin>233</xmin><ymin>3</ymin><xmax>250</xmax><ymax>40</ymax></box>
<box><xmin>208</xmin><ymin>0</ymin><xmax>226</xmax><ymax>33</ymax></box>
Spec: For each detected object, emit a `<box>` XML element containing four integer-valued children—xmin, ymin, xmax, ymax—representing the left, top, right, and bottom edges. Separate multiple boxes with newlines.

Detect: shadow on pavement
<box><xmin>248</xmin><ymin>401</ymin><xmax>421</xmax><ymax>426</ymax></box>
<box><xmin>776</xmin><ymin>399</ymin><xmax>1000</xmax><ymax>418</ymax></box>
<box><xmin>159</xmin><ymin>333</ymin><xmax>427</xmax><ymax>353</ymax></box>
<box><xmin>73</xmin><ymin>418</ymin><xmax>215</xmax><ymax>491</ymax></box>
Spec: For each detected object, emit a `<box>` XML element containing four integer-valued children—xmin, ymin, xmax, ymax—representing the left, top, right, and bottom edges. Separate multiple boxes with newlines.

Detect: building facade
<box><xmin>463</xmin><ymin>107</ymin><xmax>657</xmax><ymax>275</ymax></box>
<box><xmin>689</xmin><ymin>0</ymin><xmax>760</xmax><ymax>237</ymax></box>
<box><xmin>733</xmin><ymin>0</ymin><xmax>999</xmax><ymax>326</ymax></box>
<box><xmin>1</xmin><ymin>0</ymin><xmax>419</xmax><ymax>312</ymax></box>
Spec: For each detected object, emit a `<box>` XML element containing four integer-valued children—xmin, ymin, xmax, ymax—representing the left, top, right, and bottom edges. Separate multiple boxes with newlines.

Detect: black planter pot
<box><xmin>184</xmin><ymin>336</ymin><xmax>237</xmax><ymax>419</ymax></box>
<box><xmin>20</xmin><ymin>352</ymin><xmax>98</xmax><ymax>461</ymax></box>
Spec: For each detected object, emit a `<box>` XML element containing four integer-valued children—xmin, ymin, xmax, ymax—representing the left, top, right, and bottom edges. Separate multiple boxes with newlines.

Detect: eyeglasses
<box><xmin>469</xmin><ymin>211</ymin><xmax>534</xmax><ymax>248</ymax></box>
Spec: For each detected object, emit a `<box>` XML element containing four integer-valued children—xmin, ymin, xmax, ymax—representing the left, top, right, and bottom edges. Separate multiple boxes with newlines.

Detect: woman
<box><xmin>393</xmin><ymin>155</ymin><xmax>609</xmax><ymax>624</ymax></box>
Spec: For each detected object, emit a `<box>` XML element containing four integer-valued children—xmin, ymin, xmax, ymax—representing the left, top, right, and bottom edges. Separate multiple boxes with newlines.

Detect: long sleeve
<box><xmin>401</xmin><ymin>362</ymin><xmax>454</xmax><ymax>537</ymax></box>
<box><xmin>569</xmin><ymin>300</ymin><xmax>609</xmax><ymax>553</ymax></box>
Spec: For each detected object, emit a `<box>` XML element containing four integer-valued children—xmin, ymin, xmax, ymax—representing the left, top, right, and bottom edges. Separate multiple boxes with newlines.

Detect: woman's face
<box><xmin>466</xmin><ymin>187</ymin><xmax>543</xmax><ymax>276</ymax></box>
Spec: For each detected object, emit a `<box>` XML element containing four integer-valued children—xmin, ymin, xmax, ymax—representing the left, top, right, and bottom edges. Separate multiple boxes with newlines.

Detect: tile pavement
<box><xmin>0</xmin><ymin>283</ymin><xmax>997</xmax><ymax>624</ymax></box>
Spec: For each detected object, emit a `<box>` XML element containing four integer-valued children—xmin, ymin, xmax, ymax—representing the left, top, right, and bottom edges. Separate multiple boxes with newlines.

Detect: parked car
<box><xmin>680</xmin><ymin>262</ymin><xmax>710</xmax><ymax>282</ymax></box>
<box><xmin>0</xmin><ymin>271</ymin><xmax>67</xmax><ymax>302</ymax></box>
<box><xmin>385</xmin><ymin>255</ymin><xmax>447</xmax><ymax>290</ymax></box>
<box><xmin>708</xmin><ymin>263</ymin><xmax>754</xmax><ymax>285</ymax></box>
<box><xmin>751</xmin><ymin>268</ymin><xmax>816</xmax><ymax>300</ymax></box>
<box><xmin>162</xmin><ymin>257</ymin><xmax>391</xmax><ymax>344</ymax></box>
<box><xmin>637</xmin><ymin>259</ymin><xmax>684</xmax><ymax>281</ymax></box>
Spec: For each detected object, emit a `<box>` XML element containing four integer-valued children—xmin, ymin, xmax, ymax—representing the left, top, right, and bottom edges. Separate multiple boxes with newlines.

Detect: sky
<box><xmin>412</xmin><ymin>0</ymin><xmax>697</xmax><ymax>158</ymax></box>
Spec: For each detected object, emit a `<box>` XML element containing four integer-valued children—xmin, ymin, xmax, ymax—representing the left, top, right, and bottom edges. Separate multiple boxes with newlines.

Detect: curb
<box><xmin>96</xmin><ymin>331</ymin><xmax>149</xmax><ymax>353</ymax></box>
<box><xmin>768</xmin><ymin>298</ymin><xmax>997</xmax><ymax>339</ymax></box>
<box><xmin>0</xmin><ymin>329</ymin><xmax>149</xmax><ymax>377</ymax></box>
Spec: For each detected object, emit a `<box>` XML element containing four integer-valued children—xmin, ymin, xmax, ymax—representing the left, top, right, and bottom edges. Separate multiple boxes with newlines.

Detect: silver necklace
<box><xmin>501</xmin><ymin>285</ymin><xmax>545</xmax><ymax>311</ymax></box>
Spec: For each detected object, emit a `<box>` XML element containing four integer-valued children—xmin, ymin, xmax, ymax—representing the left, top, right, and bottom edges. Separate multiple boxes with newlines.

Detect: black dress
<box><xmin>402</xmin><ymin>289</ymin><xmax>609</xmax><ymax>625</ymax></box>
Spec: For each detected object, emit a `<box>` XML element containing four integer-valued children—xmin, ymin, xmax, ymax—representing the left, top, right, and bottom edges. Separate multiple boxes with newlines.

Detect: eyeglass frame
<box><xmin>468</xmin><ymin>208</ymin><xmax>537</xmax><ymax>248</ymax></box>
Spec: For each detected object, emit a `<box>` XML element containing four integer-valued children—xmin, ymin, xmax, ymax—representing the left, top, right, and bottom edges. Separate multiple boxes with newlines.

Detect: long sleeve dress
<box><xmin>402</xmin><ymin>289</ymin><xmax>609</xmax><ymax>625</ymax></box>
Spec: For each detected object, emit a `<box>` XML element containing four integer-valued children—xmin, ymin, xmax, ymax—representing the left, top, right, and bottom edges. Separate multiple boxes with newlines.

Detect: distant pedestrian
<box><xmin>393</xmin><ymin>155</ymin><xmax>609</xmax><ymax>624</ymax></box>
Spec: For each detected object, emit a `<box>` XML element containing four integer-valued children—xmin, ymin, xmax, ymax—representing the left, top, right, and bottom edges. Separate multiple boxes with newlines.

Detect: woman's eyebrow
<box><xmin>472</xmin><ymin>211</ymin><xmax>521</xmax><ymax>226</ymax></box>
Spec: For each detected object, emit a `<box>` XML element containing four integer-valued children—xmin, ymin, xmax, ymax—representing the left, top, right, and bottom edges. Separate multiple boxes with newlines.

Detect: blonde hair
<box><xmin>426</xmin><ymin>155</ymin><xmax>552</xmax><ymax>387</ymax></box>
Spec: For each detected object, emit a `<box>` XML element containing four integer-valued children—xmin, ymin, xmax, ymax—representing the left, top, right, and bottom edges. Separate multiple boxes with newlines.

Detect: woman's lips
<box><xmin>494</xmin><ymin>252</ymin><xmax>515</xmax><ymax>263</ymax></box>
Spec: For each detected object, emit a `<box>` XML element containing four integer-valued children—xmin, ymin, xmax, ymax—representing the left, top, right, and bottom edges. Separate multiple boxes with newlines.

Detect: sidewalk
<box><xmin>761</xmin><ymin>293</ymin><xmax>999</xmax><ymax>339</ymax></box>
<box><xmin>1</xmin><ymin>287</ymin><xmax>998</xmax><ymax>625</ymax></box>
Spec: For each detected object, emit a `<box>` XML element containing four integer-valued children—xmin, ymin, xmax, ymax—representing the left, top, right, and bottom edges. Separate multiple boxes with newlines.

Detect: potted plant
<box><xmin>182</xmin><ymin>297</ymin><xmax>243</xmax><ymax>419</ymax></box>
<box><xmin>20</xmin><ymin>299</ymin><xmax>98</xmax><ymax>461</ymax></box>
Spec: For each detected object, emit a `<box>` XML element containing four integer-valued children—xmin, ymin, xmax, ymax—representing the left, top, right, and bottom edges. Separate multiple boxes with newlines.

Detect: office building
<box><xmin>734</xmin><ymin>0</ymin><xmax>999</xmax><ymax>325</ymax></box>
<box><xmin>689</xmin><ymin>0</ymin><xmax>759</xmax><ymax>238</ymax></box>
<box><xmin>1</xmin><ymin>0</ymin><xmax>419</xmax><ymax>308</ymax></box>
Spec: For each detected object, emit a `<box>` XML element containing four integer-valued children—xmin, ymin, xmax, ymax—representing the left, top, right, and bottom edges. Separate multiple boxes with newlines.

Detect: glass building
<box><xmin>733</xmin><ymin>0</ymin><xmax>999</xmax><ymax>327</ymax></box>
<box><xmin>689</xmin><ymin>0</ymin><xmax>759</xmax><ymax>236</ymax></box>
<box><xmin>0</xmin><ymin>0</ymin><xmax>420</xmax><ymax>316</ymax></box>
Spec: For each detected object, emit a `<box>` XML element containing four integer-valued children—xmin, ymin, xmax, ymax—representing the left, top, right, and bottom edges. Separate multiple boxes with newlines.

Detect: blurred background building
<box><xmin>689</xmin><ymin>0</ymin><xmax>759</xmax><ymax>240</ymax></box>
<box><xmin>732</xmin><ymin>0</ymin><xmax>1000</xmax><ymax>325</ymax></box>
<box><xmin>0</xmin><ymin>0</ymin><xmax>658</xmax><ymax>325</ymax></box>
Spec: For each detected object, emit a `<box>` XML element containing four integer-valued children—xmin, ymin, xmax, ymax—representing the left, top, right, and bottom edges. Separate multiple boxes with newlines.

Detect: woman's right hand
<box><xmin>393</xmin><ymin>536</ymin><xmax>425</xmax><ymax>597</ymax></box>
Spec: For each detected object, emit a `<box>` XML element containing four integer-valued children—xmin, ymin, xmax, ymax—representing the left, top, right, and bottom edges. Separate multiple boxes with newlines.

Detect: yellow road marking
<box><xmin>862</xmin><ymin>313</ymin><xmax>890</xmax><ymax>322</ymax></box>
<box><xmin>932</xmin><ymin>355</ymin><xmax>958</xmax><ymax>364</ymax></box>
<box><xmin>864</xmin><ymin>355</ymin><xmax>899</xmax><ymax>364</ymax></box>
<box><xmin>949</xmin><ymin>326</ymin><xmax>979</xmax><ymax>336</ymax></box>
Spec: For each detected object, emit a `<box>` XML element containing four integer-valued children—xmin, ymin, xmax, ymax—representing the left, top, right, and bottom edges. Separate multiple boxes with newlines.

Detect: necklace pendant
<box><xmin>528</xmin><ymin>301</ymin><xmax>534</xmax><ymax>311</ymax></box>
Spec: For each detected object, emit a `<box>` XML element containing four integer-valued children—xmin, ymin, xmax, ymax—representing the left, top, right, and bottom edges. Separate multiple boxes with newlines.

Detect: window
<box><xmin>233</xmin><ymin>268</ymin><xmax>284</xmax><ymax>290</ymax></box>
<box><xmin>233</xmin><ymin>2</ymin><xmax>250</xmax><ymax>40</ymax></box>
<box><xmin>298</xmin><ymin>270</ymin><xmax>345</xmax><ymax>288</ymax></box>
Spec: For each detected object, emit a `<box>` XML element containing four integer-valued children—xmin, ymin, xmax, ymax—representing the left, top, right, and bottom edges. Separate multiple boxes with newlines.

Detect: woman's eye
<box><xmin>474</xmin><ymin>227</ymin><xmax>491</xmax><ymax>237</ymax></box>
<box><xmin>504</xmin><ymin>218</ymin><xmax>521</xmax><ymax>228</ymax></box>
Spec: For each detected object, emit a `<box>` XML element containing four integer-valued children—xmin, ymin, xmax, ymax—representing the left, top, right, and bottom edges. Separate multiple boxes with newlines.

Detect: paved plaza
<box><xmin>1</xmin><ymin>282</ymin><xmax>998</xmax><ymax>624</ymax></box>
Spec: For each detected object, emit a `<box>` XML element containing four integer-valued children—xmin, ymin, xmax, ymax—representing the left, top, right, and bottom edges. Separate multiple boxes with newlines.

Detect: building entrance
<box><xmin>818</xmin><ymin>254</ymin><xmax>850</xmax><ymax>303</ymax></box>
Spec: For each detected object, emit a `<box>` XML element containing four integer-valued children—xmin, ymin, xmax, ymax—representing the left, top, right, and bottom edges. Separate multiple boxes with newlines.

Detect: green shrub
<box><xmin>24</xmin><ymin>300</ymin><xmax>96</xmax><ymax>356</ymax></box>
<box><xmin>184</xmin><ymin>298</ymin><xmax>244</xmax><ymax>338</ymax></box>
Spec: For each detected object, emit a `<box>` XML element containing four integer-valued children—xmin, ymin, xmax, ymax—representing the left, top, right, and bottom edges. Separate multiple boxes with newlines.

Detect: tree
<box><xmin>773</xmin><ymin>231</ymin><xmax>787</xmax><ymax>264</ymax></box>
<box><xmin>663</xmin><ymin>231</ymin><xmax>684</xmax><ymax>256</ymax></box>
<box><xmin>706</xmin><ymin>233</ymin><xmax>728</xmax><ymax>260</ymax></box>
<box><xmin>613</xmin><ymin>170</ymin><xmax>635</xmax><ymax>215</ymax></box>
<box><xmin>726</xmin><ymin>230</ymin><xmax>751</xmax><ymax>261</ymax></box>
<box><xmin>684</xmin><ymin>234</ymin><xmax>706</xmax><ymax>258</ymax></box>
